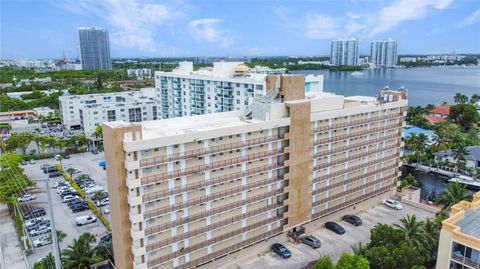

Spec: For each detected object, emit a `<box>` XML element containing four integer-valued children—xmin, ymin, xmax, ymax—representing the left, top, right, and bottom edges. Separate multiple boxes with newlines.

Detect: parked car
<box><xmin>62</xmin><ymin>195</ymin><xmax>78</xmax><ymax>203</ymax></box>
<box><xmin>99</xmin><ymin>233</ymin><xmax>112</xmax><ymax>244</ymax></box>
<box><xmin>85</xmin><ymin>186</ymin><xmax>104</xmax><ymax>195</ymax></box>
<box><xmin>29</xmin><ymin>159</ymin><xmax>36</xmax><ymax>164</ymax></box>
<box><xmin>33</xmin><ymin>235</ymin><xmax>51</xmax><ymax>248</ymax></box>
<box><xmin>342</xmin><ymin>215</ymin><xmax>363</xmax><ymax>226</ymax></box>
<box><xmin>29</xmin><ymin>225</ymin><xmax>51</xmax><ymax>236</ymax></box>
<box><xmin>25</xmin><ymin>217</ymin><xmax>47</xmax><ymax>227</ymax></box>
<box><xmin>76</xmin><ymin>215</ymin><xmax>97</xmax><ymax>226</ymax></box>
<box><xmin>325</xmin><ymin>222</ymin><xmax>345</xmax><ymax>235</ymax></box>
<box><xmin>96</xmin><ymin>198</ymin><xmax>109</xmax><ymax>207</ymax></box>
<box><xmin>383</xmin><ymin>199</ymin><xmax>403</xmax><ymax>210</ymax></box>
<box><xmin>71</xmin><ymin>204</ymin><xmax>88</xmax><ymax>213</ymax></box>
<box><xmin>69</xmin><ymin>201</ymin><xmax>88</xmax><ymax>209</ymax></box>
<box><xmin>102</xmin><ymin>207</ymin><xmax>110</xmax><ymax>215</ymax></box>
<box><xmin>20</xmin><ymin>161</ymin><xmax>28</xmax><ymax>166</ymax></box>
<box><xmin>49</xmin><ymin>171</ymin><xmax>62</xmax><ymax>178</ymax></box>
<box><xmin>26</xmin><ymin>220</ymin><xmax>50</xmax><ymax>231</ymax></box>
<box><xmin>18</xmin><ymin>194</ymin><xmax>36</xmax><ymax>202</ymax></box>
<box><xmin>72</xmin><ymin>168</ymin><xmax>81</xmax><ymax>174</ymax></box>
<box><xmin>63</xmin><ymin>155</ymin><xmax>71</xmax><ymax>159</ymax></box>
<box><xmin>271</xmin><ymin>243</ymin><xmax>291</xmax><ymax>259</ymax></box>
<box><xmin>24</xmin><ymin>208</ymin><xmax>46</xmax><ymax>220</ymax></box>
<box><xmin>301</xmin><ymin>235</ymin><xmax>321</xmax><ymax>248</ymax></box>
<box><xmin>91</xmin><ymin>149</ymin><xmax>99</xmax><ymax>154</ymax></box>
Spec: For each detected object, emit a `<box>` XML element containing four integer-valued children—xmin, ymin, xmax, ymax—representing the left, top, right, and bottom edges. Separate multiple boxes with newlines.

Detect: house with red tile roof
<box><xmin>425</xmin><ymin>104</ymin><xmax>451</xmax><ymax>123</ymax></box>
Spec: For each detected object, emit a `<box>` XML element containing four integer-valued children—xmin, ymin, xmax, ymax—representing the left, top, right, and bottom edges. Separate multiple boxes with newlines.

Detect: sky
<box><xmin>1</xmin><ymin>0</ymin><xmax>479</xmax><ymax>59</ymax></box>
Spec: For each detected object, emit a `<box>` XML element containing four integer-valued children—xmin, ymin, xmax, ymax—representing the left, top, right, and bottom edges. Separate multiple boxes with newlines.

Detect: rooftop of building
<box><xmin>434</xmin><ymin>146</ymin><xmax>480</xmax><ymax>161</ymax></box>
<box><xmin>444</xmin><ymin>192</ymin><xmax>480</xmax><ymax>240</ymax></box>
<box><xmin>430</xmin><ymin>104</ymin><xmax>451</xmax><ymax>116</ymax></box>
<box><xmin>425</xmin><ymin>115</ymin><xmax>447</xmax><ymax>123</ymax></box>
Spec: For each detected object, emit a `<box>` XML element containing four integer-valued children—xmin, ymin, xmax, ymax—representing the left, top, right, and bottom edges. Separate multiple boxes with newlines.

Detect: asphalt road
<box><xmin>21</xmin><ymin>152</ymin><xmax>109</xmax><ymax>268</ymax></box>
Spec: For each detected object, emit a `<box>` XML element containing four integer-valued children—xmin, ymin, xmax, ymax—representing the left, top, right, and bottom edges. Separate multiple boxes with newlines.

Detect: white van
<box><xmin>85</xmin><ymin>186</ymin><xmax>104</xmax><ymax>195</ymax></box>
<box><xmin>75</xmin><ymin>215</ymin><xmax>97</xmax><ymax>226</ymax></box>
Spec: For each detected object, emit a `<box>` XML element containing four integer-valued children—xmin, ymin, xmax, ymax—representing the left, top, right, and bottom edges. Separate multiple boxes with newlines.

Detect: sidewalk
<box><xmin>0</xmin><ymin>204</ymin><xmax>28</xmax><ymax>269</ymax></box>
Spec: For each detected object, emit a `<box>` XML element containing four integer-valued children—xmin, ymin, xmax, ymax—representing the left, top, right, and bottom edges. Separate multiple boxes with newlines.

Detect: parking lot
<box><xmin>221</xmin><ymin>203</ymin><xmax>435</xmax><ymax>269</ymax></box>
<box><xmin>20</xmin><ymin>152</ymin><xmax>109</xmax><ymax>268</ymax></box>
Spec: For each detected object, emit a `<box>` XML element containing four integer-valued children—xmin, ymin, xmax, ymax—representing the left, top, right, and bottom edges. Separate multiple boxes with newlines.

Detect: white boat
<box><xmin>448</xmin><ymin>177</ymin><xmax>480</xmax><ymax>190</ymax></box>
<box><xmin>351</xmin><ymin>71</ymin><xmax>365</xmax><ymax>76</ymax></box>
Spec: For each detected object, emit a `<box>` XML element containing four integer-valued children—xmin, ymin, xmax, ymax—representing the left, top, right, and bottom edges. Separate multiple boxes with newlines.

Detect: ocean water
<box><xmin>292</xmin><ymin>65</ymin><xmax>480</xmax><ymax>106</ymax></box>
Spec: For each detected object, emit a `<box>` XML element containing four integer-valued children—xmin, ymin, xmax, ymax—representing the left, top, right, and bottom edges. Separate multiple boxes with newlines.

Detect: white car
<box><xmin>102</xmin><ymin>207</ymin><xmax>110</xmax><ymax>215</ymax></box>
<box><xmin>29</xmin><ymin>225</ymin><xmax>51</xmax><ymax>236</ymax></box>
<box><xmin>33</xmin><ymin>235</ymin><xmax>51</xmax><ymax>247</ymax></box>
<box><xmin>85</xmin><ymin>186</ymin><xmax>104</xmax><ymax>195</ymax></box>
<box><xmin>76</xmin><ymin>215</ymin><xmax>97</xmax><ymax>226</ymax></box>
<box><xmin>25</xmin><ymin>217</ymin><xmax>47</xmax><ymax>227</ymax></box>
<box><xmin>18</xmin><ymin>194</ymin><xmax>36</xmax><ymax>202</ymax></box>
<box><xmin>56</xmin><ymin>186</ymin><xmax>69</xmax><ymax>194</ymax></box>
<box><xmin>383</xmin><ymin>199</ymin><xmax>403</xmax><ymax>210</ymax></box>
<box><xmin>96</xmin><ymin>198</ymin><xmax>109</xmax><ymax>207</ymax></box>
<box><xmin>62</xmin><ymin>195</ymin><xmax>77</xmax><ymax>203</ymax></box>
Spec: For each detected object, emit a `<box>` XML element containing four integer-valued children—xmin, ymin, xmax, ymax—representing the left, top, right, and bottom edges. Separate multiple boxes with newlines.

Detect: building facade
<box><xmin>154</xmin><ymin>62</ymin><xmax>323</xmax><ymax>119</ymax></box>
<box><xmin>128</xmin><ymin>69</ymin><xmax>153</xmax><ymax>79</ymax></box>
<box><xmin>59</xmin><ymin>88</ymin><xmax>156</xmax><ymax>135</ymax></box>
<box><xmin>103</xmin><ymin>75</ymin><xmax>407</xmax><ymax>269</ymax></box>
<box><xmin>78</xmin><ymin>27</ymin><xmax>112</xmax><ymax>70</ymax></box>
<box><xmin>436</xmin><ymin>191</ymin><xmax>480</xmax><ymax>269</ymax></box>
<box><xmin>330</xmin><ymin>38</ymin><xmax>359</xmax><ymax>66</ymax></box>
<box><xmin>370</xmin><ymin>39</ymin><xmax>398</xmax><ymax>67</ymax></box>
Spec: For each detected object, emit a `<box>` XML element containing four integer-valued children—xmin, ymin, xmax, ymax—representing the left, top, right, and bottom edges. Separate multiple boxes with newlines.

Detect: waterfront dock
<box><xmin>404</xmin><ymin>163</ymin><xmax>480</xmax><ymax>190</ymax></box>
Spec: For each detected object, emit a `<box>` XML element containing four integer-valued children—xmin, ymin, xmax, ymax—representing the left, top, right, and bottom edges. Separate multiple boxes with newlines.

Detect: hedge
<box><xmin>55</xmin><ymin>164</ymin><xmax>111</xmax><ymax>230</ymax></box>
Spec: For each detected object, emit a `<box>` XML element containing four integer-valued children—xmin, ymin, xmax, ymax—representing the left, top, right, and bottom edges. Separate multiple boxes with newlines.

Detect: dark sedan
<box><xmin>271</xmin><ymin>243</ymin><xmax>291</xmax><ymax>259</ymax></box>
<box><xmin>325</xmin><ymin>221</ymin><xmax>346</xmax><ymax>235</ymax></box>
<box><xmin>342</xmin><ymin>215</ymin><xmax>363</xmax><ymax>226</ymax></box>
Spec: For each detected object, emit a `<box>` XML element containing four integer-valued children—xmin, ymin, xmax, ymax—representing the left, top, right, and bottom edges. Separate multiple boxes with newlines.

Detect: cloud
<box><xmin>57</xmin><ymin>0</ymin><xmax>181</xmax><ymax>53</ymax></box>
<box><xmin>277</xmin><ymin>0</ymin><xmax>454</xmax><ymax>40</ymax></box>
<box><xmin>458</xmin><ymin>8</ymin><xmax>480</xmax><ymax>27</ymax></box>
<box><xmin>188</xmin><ymin>18</ymin><xmax>233</xmax><ymax>47</ymax></box>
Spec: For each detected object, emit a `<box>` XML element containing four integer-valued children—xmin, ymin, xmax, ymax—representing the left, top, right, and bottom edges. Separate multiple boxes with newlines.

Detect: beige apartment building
<box><xmin>103</xmin><ymin>75</ymin><xmax>407</xmax><ymax>269</ymax></box>
<box><xmin>436</xmin><ymin>191</ymin><xmax>480</xmax><ymax>269</ymax></box>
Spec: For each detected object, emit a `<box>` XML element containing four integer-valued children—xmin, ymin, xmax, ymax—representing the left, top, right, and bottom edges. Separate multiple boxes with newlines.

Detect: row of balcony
<box><xmin>147</xmin><ymin>216</ymin><xmax>282</xmax><ymax>267</ymax></box>
<box><xmin>141</xmin><ymin>149</ymin><xmax>285</xmax><ymax>184</ymax></box>
<box><xmin>311</xmin><ymin>184</ymin><xmax>393</xmax><ymax>220</ymax></box>
<box><xmin>314</xmin><ymin>144</ymin><xmax>398</xmax><ymax>171</ymax></box>
<box><xmin>143</xmin><ymin>188</ymin><xmax>285</xmax><ymax>220</ymax></box>
<box><xmin>313</xmin><ymin>113</ymin><xmax>401</xmax><ymax>133</ymax></box>
<box><xmin>169</xmin><ymin>226</ymin><xmax>284</xmax><ymax>269</ymax></box>
<box><xmin>140</xmin><ymin>136</ymin><xmax>285</xmax><ymax>167</ymax></box>
<box><xmin>314</xmin><ymin>122</ymin><xmax>401</xmax><ymax>146</ymax></box>
<box><xmin>451</xmin><ymin>252</ymin><xmax>480</xmax><ymax>269</ymax></box>
<box><xmin>312</xmin><ymin>173</ymin><xmax>395</xmax><ymax>207</ymax></box>
<box><xmin>312</xmin><ymin>164</ymin><xmax>397</xmax><ymax>196</ymax></box>
<box><xmin>314</xmin><ymin>134</ymin><xmax>398</xmax><ymax>158</ymax></box>
<box><xmin>312</xmin><ymin>153</ymin><xmax>398</xmax><ymax>183</ymax></box>
<box><xmin>146</xmin><ymin>204</ymin><xmax>287</xmax><ymax>251</ymax></box>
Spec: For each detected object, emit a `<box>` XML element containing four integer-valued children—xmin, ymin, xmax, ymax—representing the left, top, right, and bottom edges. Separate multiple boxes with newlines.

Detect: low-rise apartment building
<box><xmin>103</xmin><ymin>75</ymin><xmax>407</xmax><ymax>269</ymax></box>
<box><xmin>154</xmin><ymin>61</ymin><xmax>323</xmax><ymax>119</ymax></box>
<box><xmin>436</xmin><ymin>191</ymin><xmax>480</xmax><ymax>269</ymax></box>
<box><xmin>59</xmin><ymin>88</ymin><xmax>156</xmax><ymax>135</ymax></box>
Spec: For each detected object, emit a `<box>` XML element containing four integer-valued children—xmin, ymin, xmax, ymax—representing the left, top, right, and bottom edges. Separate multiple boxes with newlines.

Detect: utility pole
<box><xmin>45</xmin><ymin>177</ymin><xmax>62</xmax><ymax>269</ymax></box>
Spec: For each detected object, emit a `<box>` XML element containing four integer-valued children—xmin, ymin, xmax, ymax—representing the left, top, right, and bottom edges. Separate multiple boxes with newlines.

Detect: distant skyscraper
<box><xmin>78</xmin><ymin>27</ymin><xmax>112</xmax><ymax>70</ymax></box>
<box><xmin>330</xmin><ymin>38</ymin><xmax>359</xmax><ymax>66</ymax></box>
<box><xmin>370</xmin><ymin>39</ymin><xmax>398</xmax><ymax>67</ymax></box>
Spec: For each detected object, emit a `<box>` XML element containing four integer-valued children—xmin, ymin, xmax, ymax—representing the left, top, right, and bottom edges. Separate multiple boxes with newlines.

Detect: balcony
<box><xmin>128</xmin><ymin>194</ymin><xmax>143</xmax><ymax>206</ymax></box>
<box><xmin>131</xmin><ymin>245</ymin><xmax>146</xmax><ymax>257</ymax></box>
<box><xmin>131</xmin><ymin>228</ymin><xmax>145</xmax><ymax>241</ymax></box>
<box><xmin>125</xmin><ymin>159</ymin><xmax>140</xmax><ymax>170</ymax></box>
<box><xmin>129</xmin><ymin>211</ymin><xmax>144</xmax><ymax>223</ymax></box>
<box><xmin>451</xmin><ymin>252</ymin><xmax>480</xmax><ymax>269</ymax></box>
<box><xmin>126</xmin><ymin>177</ymin><xmax>142</xmax><ymax>189</ymax></box>
<box><xmin>133</xmin><ymin>262</ymin><xmax>147</xmax><ymax>269</ymax></box>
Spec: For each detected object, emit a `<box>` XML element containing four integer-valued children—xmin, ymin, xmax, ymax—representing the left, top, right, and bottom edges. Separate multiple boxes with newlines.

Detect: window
<box><xmin>107</xmin><ymin>110</ymin><xmax>116</xmax><ymax>121</ymax></box>
<box><xmin>128</xmin><ymin>108</ymin><xmax>142</xmax><ymax>122</ymax></box>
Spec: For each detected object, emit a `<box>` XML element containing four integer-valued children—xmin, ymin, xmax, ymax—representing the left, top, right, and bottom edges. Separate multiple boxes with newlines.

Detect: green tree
<box><xmin>393</xmin><ymin>215</ymin><xmax>425</xmax><ymax>250</ymax></box>
<box><xmin>66</xmin><ymin>168</ymin><xmax>76</xmax><ymax>177</ymax></box>
<box><xmin>470</xmin><ymin>94</ymin><xmax>480</xmax><ymax>105</ymax></box>
<box><xmin>311</xmin><ymin>255</ymin><xmax>335</xmax><ymax>269</ymax></box>
<box><xmin>453</xmin><ymin>144</ymin><xmax>469</xmax><ymax>172</ymax></box>
<box><xmin>5</xmin><ymin>133</ymin><xmax>34</xmax><ymax>154</ymax></box>
<box><xmin>351</xmin><ymin>242</ymin><xmax>369</xmax><ymax>257</ymax></box>
<box><xmin>435</xmin><ymin>182</ymin><xmax>472</xmax><ymax>210</ymax></box>
<box><xmin>453</xmin><ymin>93</ymin><xmax>468</xmax><ymax>104</ymax></box>
<box><xmin>61</xmin><ymin>233</ymin><xmax>103</xmax><ymax>269</ymax></box>
<box><xmin>448</xmin><ymin>103</ymin><xmax>479</xmax><ymax>131</ymax></box>
<box><xmin>33</xmin><ymin>253</ymin><xmax>55</xmax><ymax>269</ymax></box>
<box><xmin>0</xmin><ymin>152</ymin><xmax>35</xmax><ymax>203</ymax></box>
<box><xmin>336</xmin><ymin>253</ymin><xmax>370</xmax><ymax>269</ymax></box>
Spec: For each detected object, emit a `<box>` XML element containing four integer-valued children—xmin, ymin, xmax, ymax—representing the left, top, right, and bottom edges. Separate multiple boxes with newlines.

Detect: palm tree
<box><xmin>77</xmin><ymin>174</ymin><xmax>90</xmax><ymax>197</ymax></box>
<box><xmin>33</xmin><ymin>134</ymin><xmax>43</xmax><ymax>157</ymax></box>
<box><xmin>421</xmin><ymin>218</ymin><xmax>440</xmax><ymax>265</ymax></box>
<box><xmin>65</xmin><ymin>168</ymin><xmax>76</xmax><ymax>178</ymax></box>
<box><xmin>351</xmin><ymin>242</ymin><xmax>369</xmax><ymax>257</ymax></box>
<box><xmin>33</xmin><ymin>252</ymin><xmax>55</xmax><ymax>269</ymax></box>
<box><xmin>393</xmin><ymin>214</ymin><xmax>425</xmax><ymax>250</ymax></box>
<box><xmin>61</xmin><ymin>233</ymin><xmax>102</xmax><ymax>269</ymax></box>
<box><xmin>435</xmin><ymin>182</ymin><xmax>472</xmax><ymax>211</ymax></box>
<box><xmin>453</xmin><ymin>145</ymin><xmax>469</xmax><ymax>173</ymax></box>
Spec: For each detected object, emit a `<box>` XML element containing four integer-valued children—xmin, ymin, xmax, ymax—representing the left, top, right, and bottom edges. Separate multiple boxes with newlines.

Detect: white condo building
<box><xmin>128</xmin><ymin>68</ymin><xmax>153</xmax><ymax>79</ymax></box>
<box><xmin>154</xmin><ymin>61</ymin><xmax>323</xmax><ymax>119</ymax></box>
<box><xmin>59</xmin><ymin>88</ymin><xmax>157</xmax><ymax>136</ymax></box>
<box><xmin>370</xmin><ymin>39</ymin><xmax>398</xmax><ymax>67</ymax></box>
<box><xmin>330</xmin><ymin>38</ymin><xmax>359</xmax><ymax>66</ymax></box>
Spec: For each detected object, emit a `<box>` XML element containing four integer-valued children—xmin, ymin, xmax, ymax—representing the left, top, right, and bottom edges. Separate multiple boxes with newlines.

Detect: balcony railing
<box><xmin>143</xmin><ymin>188</ymin><xmax>284</xmax><ymax>220</ymax></box>
<box><xmin>313</xmin><ymin>114</ymin><xmax>401</xmax><ymax>133</ymax></box>
<box><xmin>140</xmin><ymin>136</ymin><xmax>285</xmax><ymax>167</ymax></box>
<box><xmin>314</xmin><ymin>134</ymin><xmax>398</xmax><ymax>158</ymax></box>
<box><xmin>147</xmin><ymin>216</ymin><xmax>282</xmax><ymax>267</ymax></box>
<box><xmin>312</xmin><ymin>173</ymin><xmax>396</xmax><ymax>207</ymax></box>
<box><xmin>170</xmin><ymin>226</ymin><xmax>284</xmax><ymax>269</ymax></box>
<box><xmin>312</xmin><ymin>164</ymin><xmax>397</xmax><ymax>195</ymax></box>
<box><xmin>141</xmin><ymin>149</ymin><xmax>285</xmax><ymax>185</ymax></box>
<box><xmin>312</xmin><ymin>153</ymin><xmax>398</xmax><ymax>183</ymax></box>
<box><xmin>314</xmin><ymin>122</ymin><xmax>401</xmax><ymax>146</ymax></box>
<box><xmin>451</xmin><ymin>252</ymin><xmax>480</xmax><ymax>269</ymax></box>
<box><xmin>313</xmin><ymin>144</ymin><xmax>398</xmax><ymax>171</ymax></box>
<box><xmin>146</xmin><ymin>204</ymin><xmax>287</xmax><ymax>251</ymax></box>
<box><xmin>311</xmin><ymin>184</ymin><xmax>393</xmax><ymax>219</ymax></box>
